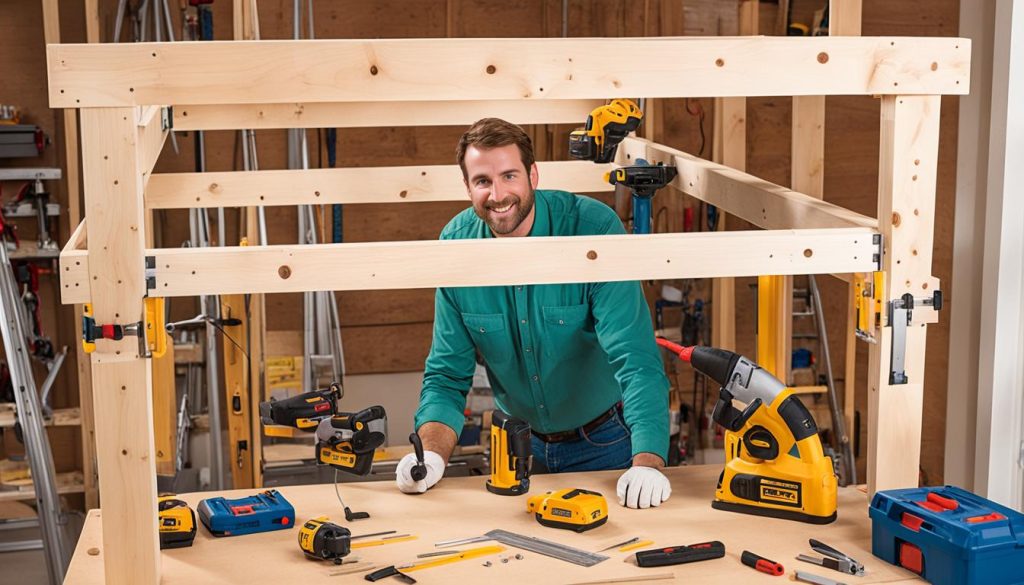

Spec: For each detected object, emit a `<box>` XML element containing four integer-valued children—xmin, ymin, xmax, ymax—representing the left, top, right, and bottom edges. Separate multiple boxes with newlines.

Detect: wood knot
<box><xmin>586</xmin><ymin>250</ymin><xmax>598</xmax><ymax>260</ymax></box>
<box><xmin>486</xmin><ymin>65</ymin><xmax>496</xmax><ymax>74</ymax></box>
<box><xmin>892</xmin><ymin>212</ymin><xmax>902</xmax><ymax>227</ymax></box>
<box><xmin>715</xmin><ymin>58</ymin><xmax>724</xmax><ymax>67</ymax></box>
<box><xmin>87</xmin><ymin>548</ymin><xmax>100</xmax><ymax>556</ymax></box>
<box><xmin>370</xmin><ymin>65</ymin><xmax>379</xmax><ymax>76</ymax></box>
<box><xmin>278</xmin><ymin>265</ymin><xmax>292</xmax><ymax>279</ymax></box>
<box><xmin>803</xmin><ymin>249</ymin><xmax>813</xmax><ymax>258</ymax></box>
<box><xmin>817</xmin><ymin>52</ymin><xmax>829</xmax><ymax>64</ymax></box>
<box><xmin>399</xmin><ymin>190</ymin><xmax>408</xmax><ymax>198</ymax></box>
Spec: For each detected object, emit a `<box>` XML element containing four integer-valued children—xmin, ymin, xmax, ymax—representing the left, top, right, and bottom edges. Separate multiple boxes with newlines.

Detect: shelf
<box><xmin>0</xmin><ymin>168</ymin><xmax>62</xmax><ymax>182</ymax></box>
<box><xmin>7</xmin><ymin>241</ymin><xmax>60</xmax><ymax>260</ymax></box>
<box><xmin>2</xmin><ymin>202</ymin><xmax>60</xmax><ymax>218</ymax></box>
<box><xmin>0</xmin><ymin>406</ymin><xmax>80</xmax><ymax>428</ymax></box>
<box><xmin>0</xmin><ymin>471</ymin><xmax>84</xmax><ymax>502</ymax></box>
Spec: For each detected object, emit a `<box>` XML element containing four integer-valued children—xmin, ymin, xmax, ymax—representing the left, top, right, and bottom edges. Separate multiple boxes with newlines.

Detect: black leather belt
<box><xmin>531</xmin><ymin>403</ymin><xmax>622</xmax><ymax>444</ymax></box>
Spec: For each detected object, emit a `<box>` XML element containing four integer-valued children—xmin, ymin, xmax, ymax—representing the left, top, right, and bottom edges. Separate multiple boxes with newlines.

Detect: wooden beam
<box><xmin>867</xmin><ymin>95</ymin><xmax>941</xmax><ymax>494</ymax></box>
<box><xmin>137</xmin><ymin>230</ymin><xmax>878</xmax><ymax>298</ymax></box>
<box><xmin>174</xmin><ymin>99</ymin><xmax>604</xmax><ymax>131</ymax></box>
<box><xmin>47</xmin><ymin>37</ymin><xmax>970</xmax><ymax>108</ymax></box>
<box><xmin>152</xmin><ymin>341</ymin><xmax>175</xmax><ymax>476</ymax></box>
<box><xmin>137</xmin><ymin>107</ymin><xmax>168</xmax><ymax>188</ymax></box>
<box><xmin>221</xmin><ymin>294</ymin><xmax>255</xmax><ymax>488</ymax></box>
<box><xmin>618</xmin><ymin>137</ymin><xmax>877</xmax><ymax>231</ymax></box>
<box><xmin>145</xmin><ymin>161</ymin><xmax>614</xmax><ymax>210</ymax></box>
<box><xmin>84</xmin><ymin>0</ymin><xmax>100</xmax><ymax>43</ymax></box>
<box><xmin>80</xmin><ymin>108</ymin><xmax>160</xmax><ymax>583</ymax></box>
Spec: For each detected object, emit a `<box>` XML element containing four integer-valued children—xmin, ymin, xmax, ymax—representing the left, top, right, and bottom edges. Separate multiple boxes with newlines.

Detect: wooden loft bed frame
<box><xmin>48</xmin><ymin>35</ymin><xmax>969</xmax><ymax>583</ymax></box>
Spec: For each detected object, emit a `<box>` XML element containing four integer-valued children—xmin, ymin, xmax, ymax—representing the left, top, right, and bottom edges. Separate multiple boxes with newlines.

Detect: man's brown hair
<box><xmin>455</xmin><ymin>118</ymin><xmax>535</xmax><ymax>180</ymax></box>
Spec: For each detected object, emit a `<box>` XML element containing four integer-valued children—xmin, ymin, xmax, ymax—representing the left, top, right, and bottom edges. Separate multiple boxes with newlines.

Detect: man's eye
<box><xmin>504</xmin><ymin>174</ymin><xmax>516</xmax><ymax>180</ymax></box>
<box><xmin>476</xmin><ymin>179</ymin><xmax>490</xmax><ymax>187</ymax></box>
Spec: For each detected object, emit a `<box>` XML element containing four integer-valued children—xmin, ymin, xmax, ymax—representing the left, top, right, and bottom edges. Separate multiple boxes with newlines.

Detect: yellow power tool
<box><xmin>569</xmin><ymin>99</ymin><xmax>643</xmax><ymax>163</ymax></box>
<box><xmin>298</xmin><ymin>516</ymin><xmax>351</xmax><ymax>564</ymax></box>
<box><xmin>486</xmin><ymin>410</ymin><xmax>532</xmax><ymax>496</ymax></box>
<box><xmin>657</xmin><ymin>339</ymin><xmax>838</xmax><ymax>524</ymax></box>
<box><xmin>527</xmin><ymin>488</ymin><xmax>609</xmax><ymax>532</ymax></box>
<box><xmin>158</xmin><ymin>495</ymin><xmax>197</xmax><ymax>550</ymax></box>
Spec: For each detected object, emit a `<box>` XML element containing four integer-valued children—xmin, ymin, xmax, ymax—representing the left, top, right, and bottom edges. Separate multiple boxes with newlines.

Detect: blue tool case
<box><xmin>198</xmin><ymin>489</ymin><xmax>295</xmax><ymax>537</ymax></box>
<box><xmin>869</xmin><ymin>485</ymin><xmax>1024</xmax><ymax>585</ymax></box>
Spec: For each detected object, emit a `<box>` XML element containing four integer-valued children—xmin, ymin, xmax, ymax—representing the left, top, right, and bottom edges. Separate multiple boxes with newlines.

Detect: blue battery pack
<box><xmin>197</xmin><ymin>489</ymin><xmax>295</xmax><ymax>537</ymax></box>
<box><xmin>869</xmin><ymin>485</ymin><xmax>1024</xmax><ymax>585</ymax></box>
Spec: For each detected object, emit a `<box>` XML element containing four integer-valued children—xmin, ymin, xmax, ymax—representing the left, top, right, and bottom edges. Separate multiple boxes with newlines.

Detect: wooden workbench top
<box><xmin>65</xmin><ymin>465</ymin><xmax>922</xmax><ymax>584</ymax></box>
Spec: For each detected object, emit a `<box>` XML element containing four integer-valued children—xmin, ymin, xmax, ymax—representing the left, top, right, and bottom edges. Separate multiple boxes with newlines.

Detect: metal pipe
<box><xmin>808</xmin><ymin>275</ymin><xmax>857</xmax><ymax>486</ymax></box>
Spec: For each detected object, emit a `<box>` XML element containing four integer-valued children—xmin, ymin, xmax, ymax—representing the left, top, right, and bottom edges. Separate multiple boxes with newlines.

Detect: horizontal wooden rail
<box><xmin>48</xmin><ymin>36</ymin><xmax>969</xmax><ymax>108</ymax></box>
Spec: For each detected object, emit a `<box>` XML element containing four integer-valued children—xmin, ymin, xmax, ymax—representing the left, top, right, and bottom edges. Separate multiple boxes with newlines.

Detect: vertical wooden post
<box><xmin>81</xmin><ymin>107</ymin><xmax>160</xmax><ymax>584</ymax></box>
<box><xmin>221</xmin><ymin>294</ymin><xmax>255</xmax><ymax>488</ymax></box>
<box><xmin>711</xmin><ymin>0</ymin><xmax>757</xmax><ymax>352</ymax></box>
<box><xmin>867</xmin><ymin>95</ymin><xmax>941</xmax><ymax>494</ymax></box>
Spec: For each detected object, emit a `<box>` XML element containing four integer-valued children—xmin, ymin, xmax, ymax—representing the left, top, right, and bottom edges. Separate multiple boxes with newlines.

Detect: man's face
<box><xmin>463</xmin><ymin>144</ymin><xmax>538</xmax><ymax>237</ymax></box>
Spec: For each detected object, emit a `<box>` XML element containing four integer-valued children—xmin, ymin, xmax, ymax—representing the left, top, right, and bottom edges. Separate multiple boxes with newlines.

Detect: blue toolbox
<box><xmin>197</xmin><ymin>489</ymin><xmax>295</xmax><ymax>537</ymax></box>
<box><xmin>869</xmin><ymin>485</ymin><xmax>1024</xmax><ymax>585</ymax></box>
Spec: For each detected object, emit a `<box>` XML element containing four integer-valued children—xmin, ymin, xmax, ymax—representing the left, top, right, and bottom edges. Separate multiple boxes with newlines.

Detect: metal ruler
<box><xmin>485</xmin><ymin>529</ymin><xmax>608</xmax><ymax>567</ymax></box>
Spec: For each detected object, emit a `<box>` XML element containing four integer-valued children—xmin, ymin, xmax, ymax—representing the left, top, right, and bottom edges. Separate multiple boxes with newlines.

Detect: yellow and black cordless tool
<box><xmin>259</xmin><ymin>382</ymin><xmax>342</xmax><ymax>432</ymax></box>
<box><xmin>658</xmin><ymin>339</ymin><xmax>838</xmax><ymax>524</ymax></box>
<box><xmin>298</xmin><ymin>516</ymin><xmax>352</xmax><ymax>564</ymax></box>
<box><xmin>158</xmin><ymin>495</ymin><xmax>197</xmax><ymax>550</ymax></box>
<box><xmin>569</xmin><ymin>99</ymin><xmax>643</xmax><ymax>163</ymax></box>
<box><xmin>315</xmin><ymin>405</ymin><xmax>388</xmax><ymax>520</ymax></box>
<box><xmin>527</xmin><ymin>488</ymin><xmax>609</xmax><ymax>532</ymax></box>
<box><xmin>486</xmin><ymin>410</ymin><xmax>532</xmax><ymax>496</ymax></box>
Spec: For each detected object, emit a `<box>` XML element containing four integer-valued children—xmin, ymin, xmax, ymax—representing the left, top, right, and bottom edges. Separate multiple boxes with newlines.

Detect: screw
<box><xmin>501</xmin><ymin>557</ymin><xmax>510</xmax><ymax>563</ymax></box>
<box><xmin>482</xmin><ymin>561</ymin><xmax>492</xmax><ymax>567</ymax></box>
<box><xmin>515</xmin><ymin>554</ymin><xmax>524</xmax><ymax>560</ymax></box>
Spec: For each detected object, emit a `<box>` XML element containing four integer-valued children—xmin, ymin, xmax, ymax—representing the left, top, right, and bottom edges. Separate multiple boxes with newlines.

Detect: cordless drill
<box><xmin>259</xmin><ymin>383</ymin><xmax>342</xmax><ymax>431</ymax></box>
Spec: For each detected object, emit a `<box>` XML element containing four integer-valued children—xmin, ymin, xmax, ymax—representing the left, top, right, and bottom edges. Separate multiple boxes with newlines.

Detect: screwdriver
<box><xmin>742</xmin><ymin>550</ymin><xmax>785</xmax><ymax>576</ymax></box>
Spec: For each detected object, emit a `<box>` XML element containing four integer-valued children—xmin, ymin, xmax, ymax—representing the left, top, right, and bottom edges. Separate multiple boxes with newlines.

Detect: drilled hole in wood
<box><xmin>151</xmin><ymin>52</ymin><xmax>157</xmax><ymax>57</ymax></box>
<box><xmin>914</xmin><ymin>208</ymin><xmax>920</xmax><ymax>216</ymax></box>
<box><xmin>930</xmin><ymin>62</ymin><xmax>938</xmax><ymax>71</ymax></box>
<box><xmin>912</xmin><ymin>175</ymin><xmax>918</xmax><ymax>181</ymax></box>
<box><xmin>113</xmin><ymin>180</ymin><xmax>119</xmax><ymax>185</ymax></box>
<box><xmin>914</xmin><ymin>159</ymin><xmax>920</xmax><ymax>166</ymax></box>
<box><xmin>191</xmin><ymin>270</ymin><xmax>196</xmax><ymax>275</ymax></box>
<box><xmin>399</xmin><ymin>190</ymin><xmax>408</xmax><ymax>198</ymax></box>
<box><xmin>129</xmin><ymin>87</ymin><xmax>134</xmax><ymax>92</ymax></box>
<box><xmin>803</xmin><ymin>249</ymin><xmax>813</xmax><ymax>258</ymax></box>
<box><xmin>421</xmin><ymin>171</ymin><xmax>427</xmax><ymax>176</ymax></box>
<box><xmin>912</xmin><ymin>249</ymin><xmax>919</xmax><ymax>256</ymax></box>
<box><xmin>715</xmin><ymin>58</ymin><xmax>724</xmax><ymax>67</ymax></box>
<box><xmin>314</xmin><ymin>191</ymin><xmax>321</xmax><ymax>197</ymax></box>
<box><xmin>486</xmin><ymin>65</ymin><xmax>496</xmax><ymax>74</ymax></box>
<box><xmin>370</xmin><ymin>65</ymin><xmax>379</xmax><ymax>75</ymax></box>
<box><xmin>121</xmin><ymin>449</ymin><xmax>127</xmax><ymax>455</ymax></box>
<box><xmin>586</xmin><ymin>250</ymin><xmax>598</xmax><ymax>260</ymax></box>
<box><xmin>922</xmin><ymin>283</ymin><xmax>929</xmax><ymax>289</ymax></box>
<box><xmin>182</xmin><ymin>111</ymin><xmax>188</xmax><ymax>117</ymax></box>
<box><xmin>817</xmin><ymin>52</ymin><xmax>829</xmax><ymax>64</ymax></box>
<box><xmin>260</xmin><ymin>195</ymin><xmax>265</xmax><ymax>201</ymax></box>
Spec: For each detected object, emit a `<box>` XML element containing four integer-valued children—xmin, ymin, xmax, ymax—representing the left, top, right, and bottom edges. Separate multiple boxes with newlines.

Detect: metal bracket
<box><xmin>145</xmin><ymin>255</ymin><xmax>157</xmax><ymax>292</ymax></box>
<box><xmin>872</xmin><ymin>233</ymin><xmax>882</xmax><ymax>268</ymax></box>
<box><xmin>886</xmin><ymin>290</ymin><xmax>943</xmax><ymax>385</ymax></box>
<box><xmin>161</xmin><ymin>106</ymin><xmax>173</xmax><ymax>131</ymax></box>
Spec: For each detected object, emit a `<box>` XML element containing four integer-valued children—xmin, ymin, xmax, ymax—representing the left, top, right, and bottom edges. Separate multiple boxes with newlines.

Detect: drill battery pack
<box><xmin>870</xmin><ymin>485</ymin><xmax>1024</xmax><ymax>585</ymax></box>
<box><xmin>197</xmin><ymin>489</ymin><xmax>295</xmax><ymax>537</ymax></box>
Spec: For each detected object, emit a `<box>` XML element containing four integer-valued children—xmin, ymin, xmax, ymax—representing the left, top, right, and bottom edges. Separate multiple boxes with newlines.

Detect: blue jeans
<box><xmin>530</xmin><ymin>408</ymin><xmax>633</xmax><ymax>473</ymax></box>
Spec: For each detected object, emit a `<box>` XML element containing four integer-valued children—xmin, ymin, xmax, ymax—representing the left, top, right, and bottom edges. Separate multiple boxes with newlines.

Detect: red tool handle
<box><xmin>635</xmin><ymin>541</ymin><xmax>725</xmax><ymax>567</ymax></box>
<box><xmin>741</xmin><ymin>550</ymin><xmax>784</xmax><ymax>576</ymax></box>
<box><xmin>655</xmin><ymin>337</ymin><xmax>693</xmax><ymax>362</ymax></box>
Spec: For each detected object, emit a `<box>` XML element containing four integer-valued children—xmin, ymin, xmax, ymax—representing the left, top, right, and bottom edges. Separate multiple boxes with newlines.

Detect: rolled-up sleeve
<box><xmin>414</xmin><ymin>287</ymin><xmax>476</xmax><ymax>438</ymax></box>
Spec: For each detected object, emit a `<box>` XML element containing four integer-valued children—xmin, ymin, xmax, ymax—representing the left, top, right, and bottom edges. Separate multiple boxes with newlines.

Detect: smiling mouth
<box><xmin>490</xmin><ymin>202</ymin><xmax>515</xmax><ymax>214</ymax></box>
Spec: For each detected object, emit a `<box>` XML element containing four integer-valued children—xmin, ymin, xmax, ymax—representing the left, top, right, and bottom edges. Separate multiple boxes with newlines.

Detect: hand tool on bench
<box><xmin>796</xmin><ymin>539</ymin><xmax>865</xmax><ymax>576</ymax></box>
<box><xmin>485</xmin><ymin>529</ymin><xmax>608</xmax><ymax>567</ymax></box>
<box><xmin>658</xmin><ymin>339</ymin><xmax>838</xmax><ymax>524</ymax></box>
<box><xmin>634</xmin><ymin>541</ymin><xmax>725</xmax><ymax>568</ymax></box>
<box><xmin>619</xmin><ymin>540</ymin><xmax>654</xmax><ymax>552</ymax></box>
<box><xmin>597</xmin><ymin>537</ymin><xmax>640</xmax><ymax>552</ymax></box>
<box><xmin>298</xmin><ymin>516</ymin><xmax>351</xmax><ymax>564</ymax></box>
<box><xmin>364</xmin><ymin>545</ymin><xmax>505</xmax><ymax>582</ymax></box>
<box><xmin>794</xmin><ymin>570</ymin><xmax>848</xmax><ymax>585</ymax></box>
<box><xmin>741</xmin><ymin>550</ymin><xmax>785</xmax><ymax>576</ymax></box>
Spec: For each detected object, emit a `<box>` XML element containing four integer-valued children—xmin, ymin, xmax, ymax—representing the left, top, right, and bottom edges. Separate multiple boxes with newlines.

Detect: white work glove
<box><xmin>395</xmin><ymin>450</ymin><xmax>445</xmax><ymax>494</ymax></box>
<box><xmin>617</xmin><ymin>466</ymin><xmax>672</xmax><ymax>509</ymax></box>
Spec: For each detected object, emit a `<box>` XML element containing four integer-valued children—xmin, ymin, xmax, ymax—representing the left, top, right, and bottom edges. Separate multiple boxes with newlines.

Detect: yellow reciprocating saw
<box><xmin>657</xmin><ymin>339</ymin><xmax>838</xmax><ymax>524</ymax></box>
<box><xmin>486</xmin><ymin>410</ymin><xmax>532</xmax><ymax>496</ymax></box>
<box><xmin>569</xmin><ymin>99</ymin><xmax>643</xmax><ymax>163</ymax></box>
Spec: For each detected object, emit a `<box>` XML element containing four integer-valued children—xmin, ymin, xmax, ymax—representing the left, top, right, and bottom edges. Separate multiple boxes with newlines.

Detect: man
<box><xmin>394</xmin><ymin>118</ymin><xmax>671</xmax><ymax>509</ymax></box>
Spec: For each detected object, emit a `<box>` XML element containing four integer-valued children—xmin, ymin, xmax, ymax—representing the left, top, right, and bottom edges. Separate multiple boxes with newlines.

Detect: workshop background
<box><xmin>0</xmin><ymin>0</ymin><xmax>961</xmax><ymax>582</ymax></box>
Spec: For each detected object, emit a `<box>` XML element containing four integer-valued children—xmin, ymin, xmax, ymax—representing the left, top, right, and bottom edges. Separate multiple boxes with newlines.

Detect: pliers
<box><xmin>796</xmin><ymin>539</ymin><xmax>865</xmax><ymax>576</ymax></box>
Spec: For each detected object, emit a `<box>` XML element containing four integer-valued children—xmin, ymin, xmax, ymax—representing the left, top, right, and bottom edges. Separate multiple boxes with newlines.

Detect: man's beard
<box><xmin>474</xmin><ymin>186</ymin><xmax>535</xmax><ymax>236</ymax></box>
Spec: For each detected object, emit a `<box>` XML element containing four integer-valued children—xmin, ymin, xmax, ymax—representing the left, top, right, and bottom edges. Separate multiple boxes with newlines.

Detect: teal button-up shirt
<box><xmin>414</xmin><ymin>189</ymin><xmax>670</xmax><ymax>461</ymax></box>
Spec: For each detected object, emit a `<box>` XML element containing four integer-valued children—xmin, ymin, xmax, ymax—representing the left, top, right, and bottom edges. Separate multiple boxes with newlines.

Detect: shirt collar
<box><xmin>527</xmin><ymin>189</ymin><xmax>550</xmax><ymax>237</ymax></box>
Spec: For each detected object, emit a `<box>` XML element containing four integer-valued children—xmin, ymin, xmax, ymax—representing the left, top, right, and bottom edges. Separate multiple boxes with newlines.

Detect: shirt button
<box><xmin>525</xmin><ymin>347</ymin><xmax>532</xmax><ymax>353</ymax></box>
<box><xmin>539</xmin><ymin>404</ymin><xmax>545</xmax><ymax>409</ymax></box>
<box><xmin>521</xmin><ymin>319</ymin><xmax>527</xmax><ymax>325</ymax></box>
<box><xmin>532</xmin><ymin>375</ymin><xmax>539</xmax><ymax>381</ymax></box>
<box><xmin>517</xmin><ymin>286</ymin><xmax>523</xmax><ymax>291</ymax></box>
<box><xmin>479</xmin><ymin>327</ymin><xmax>485</xmax><ymax>333</ymax></box>
<box><xmin>558</xmin><ymin>319</ymin><xmax>564</xmax><ymax>325</ymax></box>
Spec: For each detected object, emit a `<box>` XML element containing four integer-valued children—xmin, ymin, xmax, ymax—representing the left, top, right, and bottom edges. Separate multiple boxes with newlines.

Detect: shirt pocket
<box><xmin>461</xmin><ymin>313</ymin><xmax>512</xmax><ymax>368</ymax></box>
<box><xmin>541</xmin><ymin>304</ymin><xmax>591</xmax><ymax>358</ymax></box>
